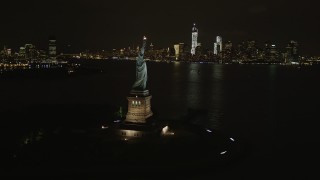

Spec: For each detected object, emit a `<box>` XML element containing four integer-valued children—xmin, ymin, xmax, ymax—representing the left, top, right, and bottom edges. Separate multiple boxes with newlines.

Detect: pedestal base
<box><xmin>125</xmin><ymin>90</ymin><xmax>153</xmax><ymax>124</ymax></box>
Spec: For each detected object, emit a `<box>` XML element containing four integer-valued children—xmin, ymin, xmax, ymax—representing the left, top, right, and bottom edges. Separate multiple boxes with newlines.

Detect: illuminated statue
<box><xmin>132</xmin><ymin>36</ymin><xmax>148</xmax><ymax>91</ymax></box>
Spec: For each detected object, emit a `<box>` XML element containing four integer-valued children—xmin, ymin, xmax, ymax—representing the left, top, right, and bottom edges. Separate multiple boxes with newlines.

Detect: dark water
<box><xmin>1</xmin><ymin>61</ymin><xmax>319</xmax><ymax>178</ymax></box>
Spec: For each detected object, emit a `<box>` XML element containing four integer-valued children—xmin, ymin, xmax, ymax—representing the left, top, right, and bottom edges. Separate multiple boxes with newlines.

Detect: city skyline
<box><xmin>0</xmin><ymin>31</ymin><xmax>312</xmax><ymax>65</ymax></box>
<box><xmin>0</xmin><ymin>0</ymin><xmax>319</xmax><ymax>55</ymax></box>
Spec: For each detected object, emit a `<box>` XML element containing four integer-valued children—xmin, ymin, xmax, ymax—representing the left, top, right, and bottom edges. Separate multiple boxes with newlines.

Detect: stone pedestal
<box><xmin>125</xmin><ymin>90</ymin><xmax>153</xmax><ymax>124</ymax></box>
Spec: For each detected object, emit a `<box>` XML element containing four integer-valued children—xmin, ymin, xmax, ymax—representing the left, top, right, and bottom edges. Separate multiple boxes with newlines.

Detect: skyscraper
<box><xmin>285</xmin><ymin>40</ymin><xmax>299</xmax><ymax>63</ymax></box>
<box><xmin>19</xmin><ymin>47</ymin><xmax>26</xmax><ymax>59</ymax></box>
<box><xmin>25</xmin><ymin>44</ymin><xmax>35</xmax><ymax>60</ymax></box>
<box><xmin>48</xmin><ymin>36</ymin><xmax>57</xmax><ymax>61</ymax></box>
<box><xmin>149</xmin><ymin>43</ymin><xmax>154</xmax><ymax>51</ymax></box>
<box><xmin>224</xmin><ymin>41</ymin><xmax>233</xmax><ymax>60</ymax></box>
<box><xmin>214</xmin><ymin>36</ymin><xmax>223</xmax><ymax>55</ymax></box>
<box><xmin>263</xmin><ymin>42</ymin><xmax>279</xmax><ymax>61</ymax></box>
<box><xmin>7</xmin><ymin>49</ymin><xmax>12</xmax><ymax>56</ymax></box>
<box><xmin>174</xmin><ymin>44</ymin><xmax>180</xmax><ymax>60</ymax></box>
<box><xmin>174</xmin><ymin>43</ymin><xmax>186</xmax><ymax>60</ymax></box>
<box><xmin>191</xmin><ymin>23</ymin><xmax>198</xmax><ymax>55</ymax></box>
<box><xmin>224</xmin><ymin>41</ymin><xmax>233</xmax><ymax>51</ymax></box>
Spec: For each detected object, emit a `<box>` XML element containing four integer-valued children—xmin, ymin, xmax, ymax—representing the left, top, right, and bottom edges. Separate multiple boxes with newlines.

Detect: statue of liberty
<box><xmin>126</xmin><ymin>36</ymin><xmax>153</xmax><ymax>123</ymax></box>
<box><xmin>132</xmin><ymin>36</ymin><xmax>148</xmax><ymax>91</ymax></box>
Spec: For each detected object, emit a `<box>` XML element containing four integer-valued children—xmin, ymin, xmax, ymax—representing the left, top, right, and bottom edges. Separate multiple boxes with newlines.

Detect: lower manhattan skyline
<box><xmin>0</xmin><ymin>0</ymin><xmax>319</xmax><ymax>55</ymax></box>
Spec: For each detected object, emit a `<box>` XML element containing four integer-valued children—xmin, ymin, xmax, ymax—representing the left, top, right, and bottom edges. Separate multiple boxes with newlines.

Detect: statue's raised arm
<box><xmin>132</xmin><ymin>36</ymin><xmax>148</xmax><ymax>91</ymax></box>
<box><xmin>139</xmin><ymin>36</ymin><xmax>147</xmax><ymax>57</ymax></box>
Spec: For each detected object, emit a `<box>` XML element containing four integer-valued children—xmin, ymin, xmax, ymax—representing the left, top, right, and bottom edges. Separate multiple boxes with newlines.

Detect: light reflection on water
<box><xmin>209</xmin><ymin>65</ymin><xmax>224</xmax><ymax>129</ymax></box>
<box><xmin>186</xmin><ymin>63</ymin><xmax>200</xmax><ymax>108</ymax></box>
<box><xmin>184</xmin><ymin>63</ymin><xmax>223</xmax><ymax>129</ymax></box>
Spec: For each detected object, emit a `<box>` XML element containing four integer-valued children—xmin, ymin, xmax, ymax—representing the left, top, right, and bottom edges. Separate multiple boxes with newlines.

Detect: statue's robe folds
<box><xmin>132</xmin><ymin>40</ymin><xmax>147</xmax><ymax>91</ymax></box>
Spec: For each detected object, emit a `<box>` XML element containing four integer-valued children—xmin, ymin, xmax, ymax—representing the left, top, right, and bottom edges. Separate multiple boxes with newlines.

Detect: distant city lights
<box><xmin>1</xmin><ymin>25</ymin><xmax>319</xmax><ymax>66</ymax></box>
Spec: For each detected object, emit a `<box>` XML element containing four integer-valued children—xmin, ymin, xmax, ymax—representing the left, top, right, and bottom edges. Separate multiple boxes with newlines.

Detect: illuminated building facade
<box><xmin>174</xmin><ymin>44</ymin><xmax>180</xmax><ymax>60</ymax></box>
<box><xmin>48</xmin><ymin>36</ymin><xmax>57</xmax><ymax>60</ymax></box>
<box><xmin>149</xmin><ymin>43</ymin><xmax>154</xmax><ymax>51</ymax></box>
<box><xmin>7</xmin><ymin>49</ymin><xmax>11</xmax><ymax>56</ymax></box>
<box><xmin>19</xmin><ymin>47</ymin><xmax>26</xmax><ymax>59</ymax></box>
<box><xmin>195</xmin><ymin>43</ymin><xmax>202</xmax><ymax>55</ymax></box>
<box><xmin>174</xmin><ymin>43</ymin><xmax>186</xmax><ymax>60</ymax></box>
<box><xmin>214</xmin><ymin>36</ymin><xmax>223</xmax><ymax>55</ymax></box>
<box><xmin>191</xmin><ymin>23</ymin><xmax>198</xmax><ymax>55</ymax></box>
<box><xmin>285</xmin><ymin>40</ymin><xmax>299</xmax><ymax>63</ymax></box>
<box><xmin>224</xmin><ymin>41</ymin><xmax>233</xmax><ymax>60</ymax></box>
<box><xmin>264</xmin><ymin>42</ymin><xmax>279</xmax><ymax>61</ymax></box>
<box><xmin>25</xmin><ymin>44</ymin><xmax>36</xmax><ymax>60</ymax></box>
<box><xmin>1</xmin><ymin>46</ymin><xmax>12</xmax><ymax>59</ymax></box>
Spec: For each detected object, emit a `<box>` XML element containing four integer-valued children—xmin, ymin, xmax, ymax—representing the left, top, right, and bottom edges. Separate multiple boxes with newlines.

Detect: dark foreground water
<box><xmin>1</xmin><ymin>61</ymin><xmax>319</xmax><ymax>179</ymax></box>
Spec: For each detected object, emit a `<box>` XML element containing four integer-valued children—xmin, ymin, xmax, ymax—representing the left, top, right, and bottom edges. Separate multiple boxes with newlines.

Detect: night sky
<box><xmin>0</xmin><ymin>0</ymin><xmax>319</xmax><ymax>55</ymax></box>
